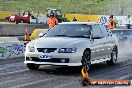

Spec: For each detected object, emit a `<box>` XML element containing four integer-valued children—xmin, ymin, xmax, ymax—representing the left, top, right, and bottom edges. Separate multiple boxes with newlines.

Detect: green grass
<box><xmin>0</xmin><ymin>0</ymin><xmax>113</xmax><ymax>14</ymax></box>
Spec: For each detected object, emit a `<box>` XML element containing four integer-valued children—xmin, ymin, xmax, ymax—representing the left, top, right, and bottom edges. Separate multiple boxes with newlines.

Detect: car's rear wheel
<box><xmin>107</xmin><ymin>46</ymin><xmax>118</xmax><ymax>65</ymax></box>
<box><xmin>82</xmin><ymin>50</ymin><xmax>91</xmax><ymax>71</ymax></box>
<box><xmin>27</xmin><ymin>64</ymin><xmax>39</xmax><ymax>70</ymax></box>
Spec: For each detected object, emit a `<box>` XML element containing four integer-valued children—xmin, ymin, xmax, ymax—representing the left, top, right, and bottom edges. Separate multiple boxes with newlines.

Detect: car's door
<box><xmin>90</xmin><ymin>24</ymin><xmax>106</xmax><ymax>60</ymax></box>
<box><xmin>99</xmin><ymin>24</ymin><xmax>113</xmax><ymax>58</ymax></box>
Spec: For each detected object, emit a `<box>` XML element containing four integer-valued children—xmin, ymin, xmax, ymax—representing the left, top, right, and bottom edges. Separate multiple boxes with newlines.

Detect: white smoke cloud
<box><xmin>118</xmin><ymin>38</ymin><xmax>132</xmax><ymax>57</ymax></box>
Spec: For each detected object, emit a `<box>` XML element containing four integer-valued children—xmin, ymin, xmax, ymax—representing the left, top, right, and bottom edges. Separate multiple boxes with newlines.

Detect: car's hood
<box><xmin>31</xmin><ymin>37</ymin><xmax>89</xmax><ymax>48</ymax></box>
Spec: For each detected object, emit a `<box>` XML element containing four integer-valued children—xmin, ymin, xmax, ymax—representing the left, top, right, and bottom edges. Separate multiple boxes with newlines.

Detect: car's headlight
<box><xmin>28</xmin><ymin>46</ymin><xmax>35</xmax><ymax>52</ymax></box>
<box><xmin>58</xmin><ymin>48</ymin><xmax>77</xmax><ymax>53</ymax></box>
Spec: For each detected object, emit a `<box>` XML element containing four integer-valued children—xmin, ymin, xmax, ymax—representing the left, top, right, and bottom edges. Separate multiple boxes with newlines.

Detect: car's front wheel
<box><xmin>82</xmin><ymin>50</ymin><xmax>91</xmax><ymax>71</ymax></box>
<box><xmin>27</xmin><ymin>64</ymin><xmax>39</xmax><ymax>70</ymax></box>
<box><xmin>107</xmin><ymin>46</ymin><xmax>118</xmax><ymax>65</ymax></box>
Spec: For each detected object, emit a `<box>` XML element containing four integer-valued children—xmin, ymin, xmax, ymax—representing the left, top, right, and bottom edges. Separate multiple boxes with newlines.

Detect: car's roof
<box><xmin>59</xmin><ymin>22</ymin><xmax>96</xmax><ymax>25</ymax></box>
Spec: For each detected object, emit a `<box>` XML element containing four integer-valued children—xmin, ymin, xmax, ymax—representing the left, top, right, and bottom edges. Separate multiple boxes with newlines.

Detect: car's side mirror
<box><xmin>39</xmin><ymin>33</ymin><xmax>44</xmax><ymax>37</ymax></box>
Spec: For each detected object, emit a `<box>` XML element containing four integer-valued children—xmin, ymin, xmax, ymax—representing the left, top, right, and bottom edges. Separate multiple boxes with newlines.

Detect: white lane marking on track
<box><xmin>0</xmin><ymin>76</ymin><xmax>31</xmax><ymax>85</ymax></box>
<box><xmin>118</xmin><ymin>75</ymin><xmax>131</xmax><ymax>79</ymax></box>
<box><xmin>0</xmin><ymin>69</ymin><xmax>28</xmax><ymax>76</ymax></box>
<box><xmin>55</xmin><ymin>81</ymin><xmax>78</xmax><ymax>88</ymax></box>
<box><xmin>0</xmin><ymin>68</ymin><xmax>7</xmax><ymax>70</ymax></box>
<box><xmin>113</xmin><ymin>80</ymin><xmax>132</xmax><ymax>88</ymax></box>
<box><xmin>0</xmin><ymin>65</ymin><xmax>51</xmax><ymax>76</ymax></box>
<box><xmin>10</xmin><ymin>76</ymin><xmax>63</xmax><ymax>88</ymax></box>
<box><xmin>0</xmin><ymin>62</ymin><xmax>25</xmax><ymax>70</ymax></box>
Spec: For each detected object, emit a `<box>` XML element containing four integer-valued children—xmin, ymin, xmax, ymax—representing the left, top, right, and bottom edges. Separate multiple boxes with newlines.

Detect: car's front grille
<box><xmin>26</xmin><ymin>57</ymin><xmax>69</xmax><ymax>63</ymax></box>
<box><xmin>37</xmin><ymin>48</ymin><xmax>57</xmax><ymax>53</ymax></box>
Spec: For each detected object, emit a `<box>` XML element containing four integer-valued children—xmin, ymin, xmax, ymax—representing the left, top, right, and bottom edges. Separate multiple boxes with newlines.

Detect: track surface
<box><xmin>0</xmin><ymin>39</ymin><xmax>132</xmax><ymax>88</ymax></box>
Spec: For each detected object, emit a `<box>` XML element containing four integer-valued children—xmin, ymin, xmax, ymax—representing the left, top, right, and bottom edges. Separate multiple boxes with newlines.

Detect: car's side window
<box><xmin>99</xmin><ymin>25</ymin><xmax>112</xmax><ymax>37</ymax></box>
<box><xmin>92</xmin><ymin>25</ymin><xmax>103</xmax><ymax>38</ymax></box>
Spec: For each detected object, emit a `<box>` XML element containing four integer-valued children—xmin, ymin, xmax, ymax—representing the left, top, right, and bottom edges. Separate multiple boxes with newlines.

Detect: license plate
<box><xmin>39</xmin><ymin>55</ymin><xmax>52</xmax><ymax>59</ymax></box>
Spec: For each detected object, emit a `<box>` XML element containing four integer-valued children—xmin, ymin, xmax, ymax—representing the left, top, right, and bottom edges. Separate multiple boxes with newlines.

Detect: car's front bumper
<box><xmin>24</xmin><ymin>51</ymin><xmax>83</xmax><ymax>66</ymax></box>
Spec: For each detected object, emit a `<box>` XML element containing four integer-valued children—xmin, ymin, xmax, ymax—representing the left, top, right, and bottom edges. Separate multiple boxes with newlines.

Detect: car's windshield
<box><xmin>45</xmin><ymin>24</ymin><xmax>91</xmax><ymax>38</ymax></box>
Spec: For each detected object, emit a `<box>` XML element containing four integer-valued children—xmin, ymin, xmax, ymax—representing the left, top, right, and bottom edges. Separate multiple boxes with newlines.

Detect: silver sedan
<box><xmin>24</xmin><ymin>22</ymin><xmax>118</xmax><ymax>70</ymax></box>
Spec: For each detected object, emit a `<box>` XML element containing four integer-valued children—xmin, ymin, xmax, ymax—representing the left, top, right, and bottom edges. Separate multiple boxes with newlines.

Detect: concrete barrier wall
<box><xmin>0</xmin><ymin>37</ymin><xmax>19</xmax><ymax>42</ymax></box>
<box><xmin>0</xmin><ymin>41</ymin><xmax>27</xmax><ymax>59</ymax></box>
<box><xmin>0</xmin><ymin>24</ymin><xmax>48</xmax><ymax>36</ymax></box>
